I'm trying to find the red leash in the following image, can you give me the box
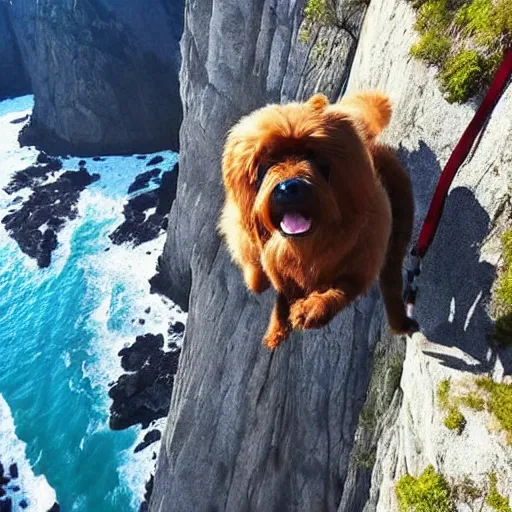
[405,48,512,317]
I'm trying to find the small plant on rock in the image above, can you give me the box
[487,472,512,512]
[396,465,456,512]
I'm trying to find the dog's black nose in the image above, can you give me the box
[272,178,312,204]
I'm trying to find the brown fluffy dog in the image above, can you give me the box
[219,91,418,349]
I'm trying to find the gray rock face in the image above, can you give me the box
[5,0,183,156]
[0,2,30,100]
[344,0,512,509]
[152,0,512,510]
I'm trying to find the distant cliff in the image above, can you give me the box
[154,0,512,510]
[3,0,183,156]
[0,2,30,100]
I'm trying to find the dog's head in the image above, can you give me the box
[221,91,391,245]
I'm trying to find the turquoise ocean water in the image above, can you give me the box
[0,96,184,511]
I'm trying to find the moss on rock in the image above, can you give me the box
[408,0,511,103]
[396,465,456,512]
[487,472,512,512]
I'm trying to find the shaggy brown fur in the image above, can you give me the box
[219,91,418,349]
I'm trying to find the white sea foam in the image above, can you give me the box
[0,394,57,511]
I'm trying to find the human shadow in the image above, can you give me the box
[397,141,512,376]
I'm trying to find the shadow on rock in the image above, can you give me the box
[399,141,510,375]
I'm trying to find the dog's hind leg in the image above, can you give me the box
[380,245,418,334]
[263,293,291,350]
[374,144,418,334]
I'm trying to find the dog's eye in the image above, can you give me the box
[316,159,330,181]
[306,151,330,182]
[256,162,272,188]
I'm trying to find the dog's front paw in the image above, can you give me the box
[290,296,334,330]
[263,326,290,350]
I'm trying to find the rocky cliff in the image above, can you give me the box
[151,0,512,510]
[0,2,30,100]
[3,0,183,156]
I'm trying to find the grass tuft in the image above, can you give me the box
[396,465,456,512]
[408,0,511,102]
[487,472,512,512]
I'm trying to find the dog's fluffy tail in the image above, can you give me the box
[336,90,392,139]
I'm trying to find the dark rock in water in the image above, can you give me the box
[109,163,178,246]
[10,115,29,125]
[37,229,58,268]
[7,0,183,156]
[109,333,180,430]
[139,474,154,512]
[134,430,161,453]
[0,498,12,512]
[78,160,86,167]
[118,334,165,372]
[139,319,145,325]
[145,307,151,314]
[11,487,19,493]
[18,500,27,509]
[2,168,100,267]
[152,452,157,460]
[92,156,106,162]
[128,169,161,194]
[3,159,63,195]
[0,3,30,100]
[8,464,17,479]
[47,504,60,512]
[171,321,185,334]
[36,153,62,171]
[137,155,147,160]
[147,156,164,167]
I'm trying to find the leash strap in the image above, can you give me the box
[405,48,512,318]
[415,48,512,259]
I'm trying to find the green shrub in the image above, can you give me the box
[439,50,486,103]
[396,465,456,512]
[410,30,451,64]
[493,230,512,346]
[476,377,512,442]
[459,393,485,411]
[444,407,466,434]
[437,378,451,409]
[408,0,511,102]
[487,473,512,512]
[304,0,337,26]
[415,0,450,32]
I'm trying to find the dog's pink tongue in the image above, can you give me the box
[280,213,312,235]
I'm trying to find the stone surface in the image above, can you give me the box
[151,0,512,511]
[4,0,184,155]
[342,0,512,510]
[0,3,30,100]
[150,1,383,512]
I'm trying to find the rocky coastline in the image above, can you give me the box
[0,462,60,512]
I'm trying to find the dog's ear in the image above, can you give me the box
[328,90,392,140]
[307,94,329,111]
